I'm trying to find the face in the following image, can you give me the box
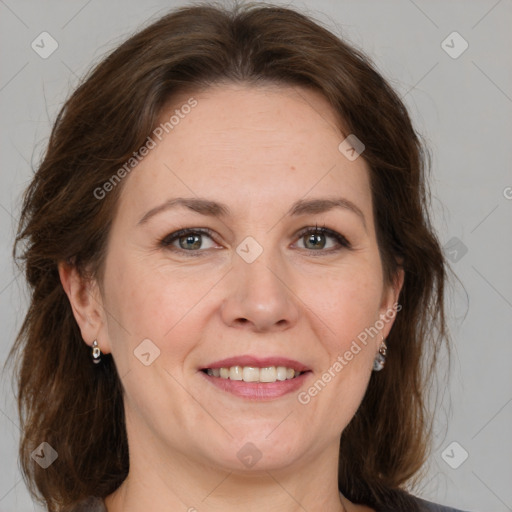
[86,84,402,473]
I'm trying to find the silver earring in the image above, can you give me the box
[91,340,102,364]
[372,335,387,372]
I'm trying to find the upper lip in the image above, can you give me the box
[202,355,310,372]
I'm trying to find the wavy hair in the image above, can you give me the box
[5,2,451,511]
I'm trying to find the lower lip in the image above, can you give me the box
[200,371,311,400]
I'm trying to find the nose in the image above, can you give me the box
[220,250,300,333]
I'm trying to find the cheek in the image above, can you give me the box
[298,271,380,430]
[307,261,383,339]
[300,262,383,408]
[102,255,219,362]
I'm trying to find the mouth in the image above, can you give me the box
[201,366,305,383]
[199,355,312,400]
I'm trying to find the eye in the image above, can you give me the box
[159,224,351,257]
[294,224,351,253]
[159,228,218,255]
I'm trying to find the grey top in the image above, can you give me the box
[413,496,471,512]
[72,495,471,511]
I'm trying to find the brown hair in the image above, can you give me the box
[5,2,451,511]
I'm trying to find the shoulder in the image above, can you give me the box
[411,495,472,512]
[372,493,472,512]
[69,494,471,512]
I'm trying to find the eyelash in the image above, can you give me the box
[158,224,351,257]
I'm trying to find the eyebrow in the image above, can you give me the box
[138,196,367,230]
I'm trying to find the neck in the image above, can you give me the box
[104,435,348,512]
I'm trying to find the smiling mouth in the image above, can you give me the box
[201,366,308,383]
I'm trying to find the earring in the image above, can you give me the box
[372,335,387,372]
[91,340,102,364]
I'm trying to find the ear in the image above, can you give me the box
[58,261,111,354]
[378,264,405,340]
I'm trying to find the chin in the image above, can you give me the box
[196,429,307,472]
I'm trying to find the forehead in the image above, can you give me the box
[117,84,372,223]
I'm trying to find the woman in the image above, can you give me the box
[6,2,469,512]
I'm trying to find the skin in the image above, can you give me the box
[59,83,404,512]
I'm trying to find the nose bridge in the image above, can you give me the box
[220,234,299,331]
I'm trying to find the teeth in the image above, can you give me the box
[259,367,276,382]
[276,366,287,381]
[243,366,260,382]
[205,365,301,383]
[229,366,243,380]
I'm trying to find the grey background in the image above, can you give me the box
[1,0,511,511]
